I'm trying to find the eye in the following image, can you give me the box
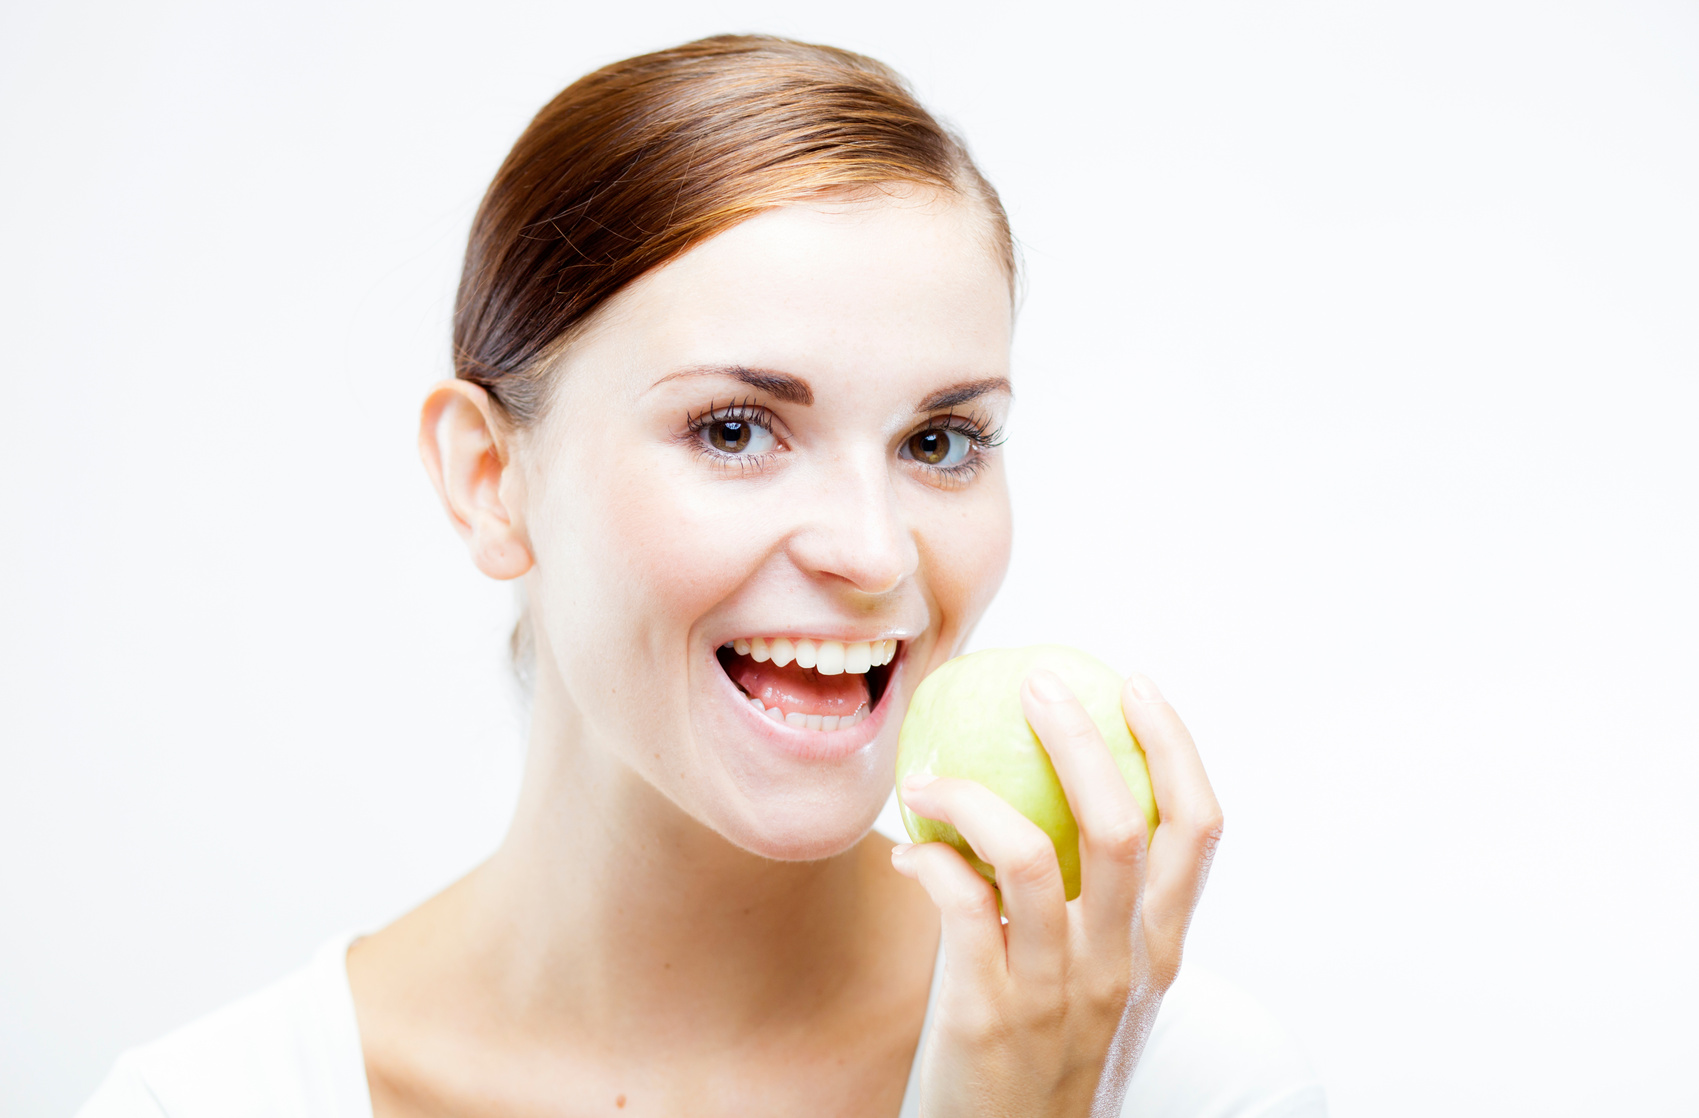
[903,427,973,468]
[701,416,777,455]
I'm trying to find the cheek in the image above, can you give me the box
[915,474,1013,647]
[529,441,765,701]
[598,473,757,624]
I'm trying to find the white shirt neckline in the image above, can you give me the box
[82,930,1324,1118]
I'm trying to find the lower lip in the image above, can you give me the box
[712,652,903,761]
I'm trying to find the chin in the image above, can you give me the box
[720,796,888,862]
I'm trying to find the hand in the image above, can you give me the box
[891,670,1224,1117]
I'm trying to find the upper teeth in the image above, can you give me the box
[726,637,897,674]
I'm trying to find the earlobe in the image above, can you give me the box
[419,380,534,581]
[472,532,532,580]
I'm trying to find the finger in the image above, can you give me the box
[901,775,1068,982]
[1121,673,1224,952]
[1021,670,1148,939]
[890,840,1008,985]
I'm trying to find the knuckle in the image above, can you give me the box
[997,836,1062,889]
[951,998,1013,1046]
[1092,814,1149,863]
[1034,699,1099,744]
[1086,965,1135,1018]
[952,887,1000,923]
[1059,708,1105,748]
[1192,809,1226,853]
[1152,956,1181,991]
[940,870,998,915]
[1029,993,1069,1033]
[1148,939,1184,990]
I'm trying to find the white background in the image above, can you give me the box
[3,1,1695,1114]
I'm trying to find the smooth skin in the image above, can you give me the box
[349,187,1222,1117]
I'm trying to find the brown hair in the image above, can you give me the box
[452,34,1014,425]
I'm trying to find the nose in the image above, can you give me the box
[786,451,919,596]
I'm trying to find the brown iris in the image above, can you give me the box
[709,420,752,452]
[907,429,949,464]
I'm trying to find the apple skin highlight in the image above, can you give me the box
[895,645,1160,901]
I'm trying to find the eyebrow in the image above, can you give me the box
[917,377,1013,412]
[647,367,1011,412]
[648,365,814,405]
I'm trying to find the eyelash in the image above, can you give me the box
[680,399,785,473]
[911,411,1007,483]
[679,401,1007,481]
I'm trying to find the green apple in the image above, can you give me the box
[895,644,1158,901]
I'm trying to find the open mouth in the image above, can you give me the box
[716,637,900,732]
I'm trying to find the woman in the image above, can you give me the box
[82,35,1324,1117]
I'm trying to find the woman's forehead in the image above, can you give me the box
[570,196,1013,400]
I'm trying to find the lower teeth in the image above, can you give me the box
[749,697,863,730]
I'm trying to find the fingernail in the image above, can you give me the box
[902,774,937,793]
[1027,669,1072,703]
[890,842,913,858]
[1126,672,1165,703]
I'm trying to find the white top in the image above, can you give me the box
[78,934,1327,1117]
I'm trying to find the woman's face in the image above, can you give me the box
[513,191,1013,860]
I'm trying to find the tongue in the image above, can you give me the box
[727,654,871,717]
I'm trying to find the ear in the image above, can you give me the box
[419,379,533,580]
